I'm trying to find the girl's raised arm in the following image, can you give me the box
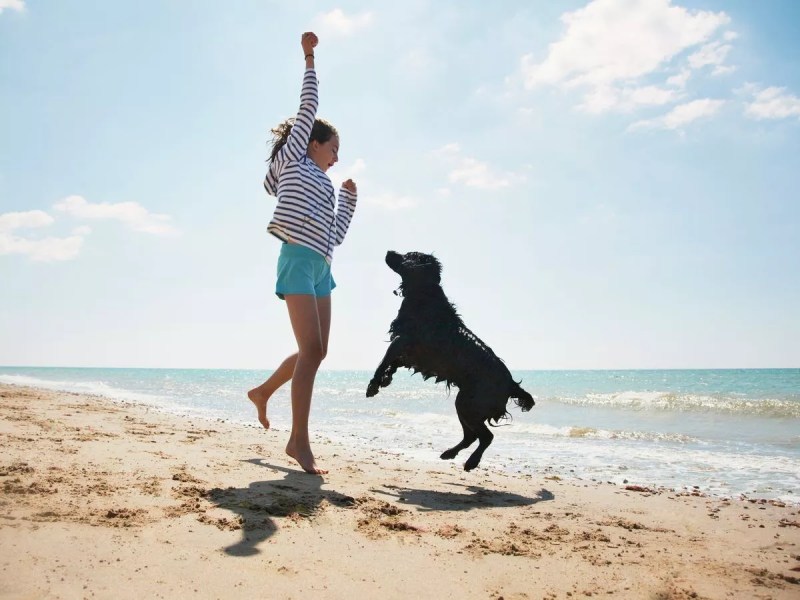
[275,32,320,164]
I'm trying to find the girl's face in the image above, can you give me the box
[308,135,339,172]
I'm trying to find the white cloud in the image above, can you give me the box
[521,0,729,89]
[0,208,85,262]
[434,144,524,190]
[579,84,680,114]
[0,0,25,15]
[330,158,416,210]
[1,197,177,262]
[667,69,691,89]
[331,158,366,194]
[518,0,730,114]
[744,86,800,120]
[0,210,53,232]
[0,233,83,262]
[629,98,725,131]
[687,40,735,75]
[313,8,373,37]
[449,158,513,189]
[711,65,736,76]
[53,195,178,235]
[367,192,418,210]
[335,158,366,182]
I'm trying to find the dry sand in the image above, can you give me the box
[1,383,798,599]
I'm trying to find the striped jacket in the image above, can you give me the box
[264,68,357,263]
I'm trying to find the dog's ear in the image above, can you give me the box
[405,252,440,269]
[428,258,442,284]
[406,253,441,285]
[422,254,442,280]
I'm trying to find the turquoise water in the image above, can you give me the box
[1,367,798,503]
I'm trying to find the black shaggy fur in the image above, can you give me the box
[366,251,536,471]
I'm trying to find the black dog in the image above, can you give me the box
[366,251,535,471]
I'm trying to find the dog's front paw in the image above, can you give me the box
[366,381,380,397]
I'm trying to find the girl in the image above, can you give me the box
[248,31,357,474]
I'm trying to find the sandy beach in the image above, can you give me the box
[0,383,798,599]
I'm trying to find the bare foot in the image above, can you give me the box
[286,441,327,475]
[247,388,270,429]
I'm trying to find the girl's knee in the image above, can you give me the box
[300,345,325,365]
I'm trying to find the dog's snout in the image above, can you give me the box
[385,250,402,269]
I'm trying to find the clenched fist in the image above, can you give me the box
[301,32,318,56]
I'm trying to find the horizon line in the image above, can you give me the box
[1,365,798,372]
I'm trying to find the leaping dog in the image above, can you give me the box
[367,251,535,471]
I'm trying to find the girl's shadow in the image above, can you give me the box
[207,460,355,556]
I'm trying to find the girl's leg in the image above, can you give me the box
[284,294,331,474]
[247,353,297,429]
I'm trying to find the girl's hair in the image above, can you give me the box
[268,117,338,163]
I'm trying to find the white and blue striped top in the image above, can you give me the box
[264,67,357,263]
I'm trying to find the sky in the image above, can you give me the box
[1,0,799,370]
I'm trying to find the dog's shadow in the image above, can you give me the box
[373,482,554,512]
[206,459,355,557]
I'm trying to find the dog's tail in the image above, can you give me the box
[509,380,535,412]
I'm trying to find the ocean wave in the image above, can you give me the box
[505,422,696,444]
[556,390,800,418]
[565,426,695,443]
[343,409,698,445]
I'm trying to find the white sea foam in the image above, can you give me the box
[560,390,800,417]
[0,374,165,404]
[367,410,697,445]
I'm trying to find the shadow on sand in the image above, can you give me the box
[372,482,554,512]
[208,459,553,555]
[206,460,355,557]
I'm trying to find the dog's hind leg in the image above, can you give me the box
[463,421,493,471]
[440,391,478,461]
[440,417,477,461]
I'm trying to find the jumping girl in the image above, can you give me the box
[248,31,357,474]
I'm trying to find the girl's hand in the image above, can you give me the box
[301,32,318,56]
[342,179,357,194]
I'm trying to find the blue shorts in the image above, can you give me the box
[275,243,336,300]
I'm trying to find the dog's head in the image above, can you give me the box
[385,251,442,290]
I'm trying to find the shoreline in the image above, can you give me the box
[1,383,799,599]
[2,368,797,506]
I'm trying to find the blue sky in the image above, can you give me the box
[1,0,798,370]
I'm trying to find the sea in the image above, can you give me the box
[1,367,798,504]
